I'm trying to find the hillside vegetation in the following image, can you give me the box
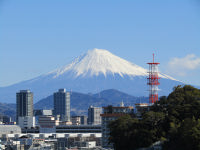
[109,85,200,150]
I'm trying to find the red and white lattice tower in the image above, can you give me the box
[147,54,160,104]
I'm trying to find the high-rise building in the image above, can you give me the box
[53,89,70,122]
[101,104,134,148]
[88,106,102,125]
[16,90,35,128]
[16,90,33,123]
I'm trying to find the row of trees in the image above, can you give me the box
[109,85,200,150]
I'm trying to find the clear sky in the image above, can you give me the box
[0,0,200,87]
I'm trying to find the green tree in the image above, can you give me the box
[156,85,200,150]
[109,85,200,150]
[109,112,166,150]
[163,118,200,150]
[109,115,139,150]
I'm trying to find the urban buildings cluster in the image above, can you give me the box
[15,89,102,131]
[0,54,159,149]
[0,88,149,149]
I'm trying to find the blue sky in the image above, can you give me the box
[0,0,200,86]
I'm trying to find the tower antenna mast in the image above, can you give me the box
[147,53,160,104]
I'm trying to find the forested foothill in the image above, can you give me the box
[109,85,200,150]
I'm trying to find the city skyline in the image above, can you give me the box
[0,1,199,149]
[1,0,200,86]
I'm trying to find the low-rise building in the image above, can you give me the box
[0,125,21,134]
[0,133,102,149]
[135,103,149,118]
[34,109,53,125]
[56,125,101,133]
[101,104,134,148]
[18,116,35,129]
[71,116,81,125]
[38,116,59,133]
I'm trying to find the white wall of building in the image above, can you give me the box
[18,116,35,128]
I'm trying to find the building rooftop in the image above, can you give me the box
[18,90,31,93]
[58,88,66,92]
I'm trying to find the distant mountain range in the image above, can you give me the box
[34,89,148,116]
[0,48,183,103]
[1,89,148,120]
[0,103,16,120]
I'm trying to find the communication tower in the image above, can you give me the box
[147,54,160,104]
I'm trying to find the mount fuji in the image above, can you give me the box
[0,49,183,103]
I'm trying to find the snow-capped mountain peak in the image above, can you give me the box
[0,48,182,103]
[52,48,148,78]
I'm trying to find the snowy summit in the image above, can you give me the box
[52,48,147,78]
[50,48,175,80]
[0,48,181,103]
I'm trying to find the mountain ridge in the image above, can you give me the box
[34,89,148,116]
[0,89,148,119]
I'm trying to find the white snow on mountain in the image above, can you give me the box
[47,48,177,81]
[0,48,182,103]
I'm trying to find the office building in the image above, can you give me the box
[16,90,34,128]
[80,116,88,125]
[88,106,102,125]
[54,89,70,122]
[101,104,134,148]
[71,116,81,125]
